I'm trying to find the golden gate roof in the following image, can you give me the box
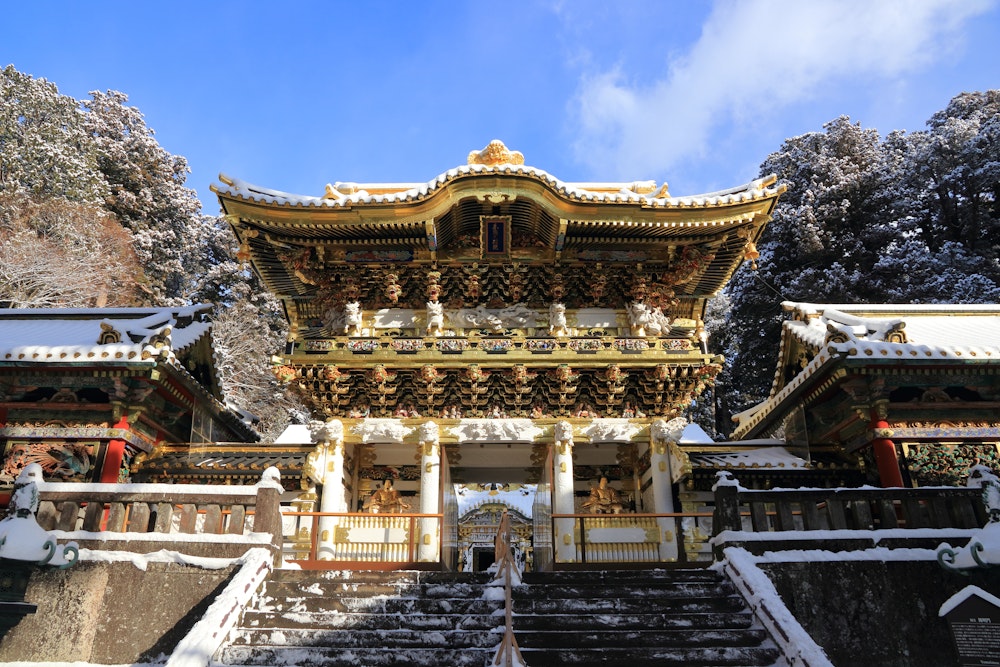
[213,141,786,320]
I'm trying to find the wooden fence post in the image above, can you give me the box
[254,483,283,564]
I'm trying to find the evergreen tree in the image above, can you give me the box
[0,65,105,202]
[0,66,304,436]
[720,117,890,421]
[718,92,1000,434]
[82,90,206,304]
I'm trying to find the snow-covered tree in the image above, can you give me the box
[719,117,891,420]
[910,91,1000,262]
[0,194,141,308]
[82,90,206,304]
[0,65,105,202]
[0,66,301,437]
[717,92,1000,434]
[210,284,309,440]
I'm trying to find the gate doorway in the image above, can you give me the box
[456,483,535,571]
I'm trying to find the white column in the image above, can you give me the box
[650,418,686,562]
[418,420,441,562]
[552,420,577,563]
[307,419,346,560]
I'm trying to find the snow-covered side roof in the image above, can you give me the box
[456,484,536,519]
[680,422,715,444]
[0,305,259,442]
[780,302,1000,361]
[213,168,784,210]
[274,424,313,445]
[939,585,1000,617]
[0,304,212,365]
[689,446,809,470]
[732,302,1000,439]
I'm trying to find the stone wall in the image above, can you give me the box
[760,560,1000,667]
[0,560,238,664]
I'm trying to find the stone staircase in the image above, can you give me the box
[513,568,781,666]
[215,568,780,667]
[217,570,503,666]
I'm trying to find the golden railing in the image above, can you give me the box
[282,509,720,569]
[549,512,715,566]
[281,511,444,570]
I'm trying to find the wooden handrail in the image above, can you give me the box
[32,477,285,560]
[713,484,986,535]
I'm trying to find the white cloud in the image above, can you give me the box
[571,0,995,183]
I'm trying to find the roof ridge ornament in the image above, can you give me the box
[468,140,524,166]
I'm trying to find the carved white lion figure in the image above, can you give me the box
[426,300,445,336]
[627,301,670,337]
[419,420,440,444]
[344,301,363,336]
[554,420,573,445]
[549,302,568,336]
[651,417,687,444]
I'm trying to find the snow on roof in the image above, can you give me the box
[690,446,809,470]
[0,305,212,365]
[274,423,313,444]
[732,302,1000,439]
[782,301,1000,361]
[939,584,1000,617]
[214,168,784,211]
[680,422,715,444]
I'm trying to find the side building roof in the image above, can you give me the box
[0,305,258,442]
[732,301,1000,441]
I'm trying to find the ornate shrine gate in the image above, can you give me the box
[214,140,785,568]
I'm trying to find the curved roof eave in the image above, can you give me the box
[212,169,785,225]
[731,347,848,440]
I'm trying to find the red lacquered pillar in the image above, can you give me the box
[101,415,130,483]
[871,414,904,488]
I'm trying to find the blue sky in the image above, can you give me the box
[4,0,999,213]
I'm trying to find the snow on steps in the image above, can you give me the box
[215,570,501,667]
[512,568,782,667]
[214,568,781,667]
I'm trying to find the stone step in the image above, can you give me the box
[514,627,770,649]
[219,645,495,667]
[253,595,503,616]
[520,568,720,584]
[228,627,501,649]
[516,645,782,667]
[511,580,736,599]
[260,580,488,600]
[512,610,756,631]
[269,569,493,586]
[513,593,747,615]
[239,610,501,631]
[216,568,779,667]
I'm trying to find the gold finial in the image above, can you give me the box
[468,140,524,166]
